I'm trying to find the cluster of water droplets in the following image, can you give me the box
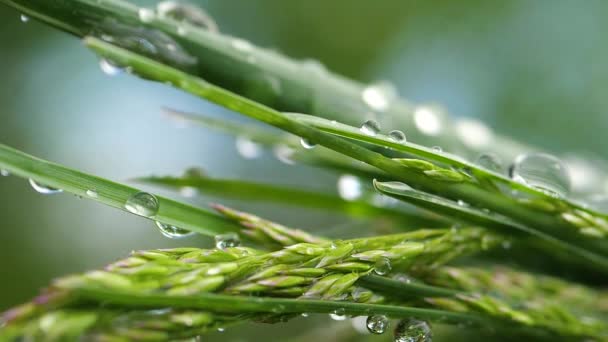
[214,233,241,249]
[394,319,432,342]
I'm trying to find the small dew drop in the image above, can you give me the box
[457,199,468,207]
[394,319,432,342]
[20,14,29,23]
[388,130,406,143]
[217,327,225,333]
[0,169,9,177]
[337,174,362,201]
[125,192,159,217]
[156,1,219,32]
[367,315,389,334]
[476,153,503,173]
[235,136,262,159]
[373,257,392,276]
[231,38,253,52]
[215,233,241,249]
[99,59,122,76]
[138,8,156,23]
[330,308,347,321]
[155,221,193,239]
[300,138,316,149]
[85,189,98,198]
[301,313,309,317]
[509,153,570,198]
[431,146,442,153]
[360,119,381,136]
[29,179,62,195]
[273,144,296,165]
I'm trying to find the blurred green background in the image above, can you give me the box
[1,0,608,340]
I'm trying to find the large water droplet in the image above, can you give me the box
[373,257,392,275]
[156,1,219,32]
[20,14,29,23]
[367,315,389,334]
[337,174,362,201]
[360,119,381,136]
[388,130,406,143]
[509,153,570,198]
[235,136,262,159]
[0,169,9,177]
[476,153,502,173]
[138,8,156,23]
[125,192,159,217]
[394,319,432,342]
[361,82,397,112]
[413,106,442,136]
[273,144,295,165]
[300,138,316,149]
[330,308,347,321]
[155,221,193,239]
[29,179,62,195]
[99,59,122,76]
[214,233,240,249]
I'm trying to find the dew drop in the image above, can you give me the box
[360,119,381,136]
[235,136,261,159]
[361,82,397,112]
[457,199,468,207]
[0,169,9,177]
[367,315,389,334]
[20,14,29,23]
[273,144,296,165]
[476,153,503,173]
[29,179,62,195]
[138,8,155,23]
[86,189,98,198]
[300,138,316,149]
[125,192,159,217]
[231,38,253,52]
[99,59,122,76]
[388,130,406,143]
[155,221,194,239]
[215,233,240,249]
[337,174,362,201]
[156,1,219,32]
[373,257,392,276]
[330,308,347,321]
[413,106,442,136]
[394,319,432,342]
[301,313,309,317]
[509,153,570,198]
[431,146,442,153]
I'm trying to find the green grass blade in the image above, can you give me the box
[0,144,241,237]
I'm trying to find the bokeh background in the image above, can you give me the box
[1,0,607,340]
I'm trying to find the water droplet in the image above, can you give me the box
[29,179,62,195]
[125,192,159,217]
[394,319,432,342]
[330,308,347,321]
[367,315,389,334]
[431,146,442,153]
[455,119,493,148]
[86,189,98,198]
[20,14,29,23]
[217,327,225,333]
[231,38,253,52]
[373,257,392,275]
[360,120,381,136]
[0,169,9,177]
[155,221,193,239]
[413,106,442,136]
[273,144,296,165]
[361,82,397,112]
[457,199,468,207]
[156,1,219,32]
[388,130,406,143]
[301,313,309,317]
[215,233,240,249]
[476,153,503,173]
[138,8,155,23]
[337,174,362,201]
[235,136,261,159]
[509,153,570,198]
[300,138,316,149]
[99,58,122,76]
